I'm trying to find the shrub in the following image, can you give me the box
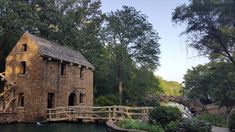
[117,119,164,132]
[149,106,182,127]
[165,118,211,132]
[137,95,160,107]
[165,121,178,132]
[180,118,211,132]
[95,94,119,106]
[194,113,227,127]
[229,112,235,132]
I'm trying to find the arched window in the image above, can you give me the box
[68,93,77,106]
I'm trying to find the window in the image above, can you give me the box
[20,61,26,74]
[79,93,85,104]
[80,66,85,79]
[18,93,24,107]
[61,63,66,75]
[21,44,27,52]
[47,93,55,108]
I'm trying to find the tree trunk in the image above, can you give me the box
[118,80,123,105]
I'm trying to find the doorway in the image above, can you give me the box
[47,93,55,108]
[68,93,77,106]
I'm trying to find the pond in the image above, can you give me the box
[0,122,108,132]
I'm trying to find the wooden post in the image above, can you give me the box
[49,109,51,120]
[113,106,117,121]
[108,107,111,121]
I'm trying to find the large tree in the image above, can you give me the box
[183,62,235,115]
[172,0,235,66]
[102,6,160,104]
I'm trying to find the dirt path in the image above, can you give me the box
[212,126,229,132]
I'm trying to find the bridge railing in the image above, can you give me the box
[47,106,153,122]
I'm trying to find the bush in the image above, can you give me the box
[165,121,178,132]
[137,95,160,107]
[165,118,211,132]
[117,119,164,132]
[180,118,211,132]
[95,94,119,106]
[149,106,182,127]
[194,113,227,127]
[229,112,235,132]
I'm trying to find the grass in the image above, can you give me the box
[117,119,164,132]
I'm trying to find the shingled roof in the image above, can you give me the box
[28,33,94,69]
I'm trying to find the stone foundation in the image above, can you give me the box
[0,112,17,124]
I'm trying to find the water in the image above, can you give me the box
[0,122,108,132]
[161,102,192,118]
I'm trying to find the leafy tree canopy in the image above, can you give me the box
[101,6,161,104]
[183,62,235,114]
[172,0,235,66]
[157,76,182,96]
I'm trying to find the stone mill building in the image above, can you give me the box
[2,32,94,122]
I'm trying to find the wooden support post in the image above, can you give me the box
[113,106,117,121]
[108,107,111,121]
[49,109,51,120]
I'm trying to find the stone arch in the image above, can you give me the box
[68,93,77,106]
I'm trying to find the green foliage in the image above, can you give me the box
[117,119,164,132]
[165,118,211,132]
[157,76,182,96]
[194,113,227,127]
[149,106,182,127]
[95,94,119,106]
[179,118,211,132]
[102,6,160,104]
[137,95,160,107]
[124,68,161,105]
[228,112,235,132]
[165,121,180,132]
[183,62,235,114]
[172,0,235,65]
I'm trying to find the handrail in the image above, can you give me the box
[47,105,153,122]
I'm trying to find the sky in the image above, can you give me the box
[100,0,209,83]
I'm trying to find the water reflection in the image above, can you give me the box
[0,122,108,132]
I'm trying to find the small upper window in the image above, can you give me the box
[21,44,27,52]
[80,66,85,79]
[61,63,66,76]
[20,61,26,74]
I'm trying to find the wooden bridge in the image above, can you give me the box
[47,106,153,122]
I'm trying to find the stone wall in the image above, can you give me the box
[43,60,94,107]
[0,112,17,124]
